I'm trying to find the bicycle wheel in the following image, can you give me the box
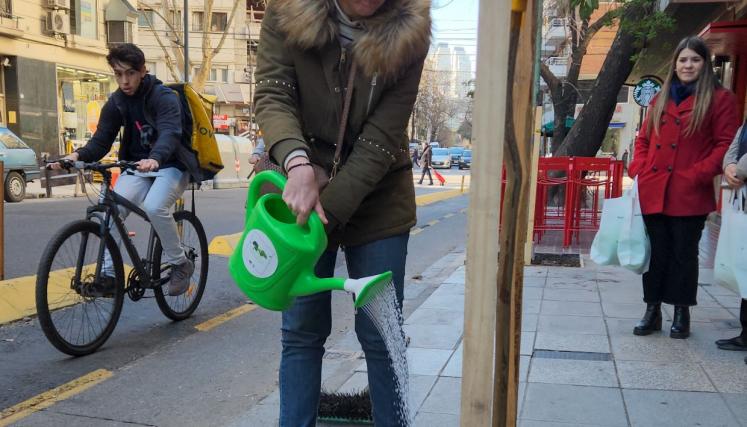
[153,210,208,320]
[36,220,125,356]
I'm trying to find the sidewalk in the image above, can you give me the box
[229,249,747,426]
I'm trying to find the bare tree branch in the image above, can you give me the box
[539,62,561,100]
[138,3,181,82]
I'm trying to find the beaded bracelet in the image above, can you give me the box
[286,162,313,174]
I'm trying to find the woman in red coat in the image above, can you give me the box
[628,36,739,339]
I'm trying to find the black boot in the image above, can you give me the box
[633,304,662,336]
[670,306,691,339]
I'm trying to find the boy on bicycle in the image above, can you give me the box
[51,43,200,296]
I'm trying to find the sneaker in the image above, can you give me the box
[87,276,117,298]
[169,258,194,296]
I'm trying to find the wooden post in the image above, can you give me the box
[492,0,537,424]
[460,1,511,425]
[0,160,4,280]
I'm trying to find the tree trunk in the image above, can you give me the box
[555,3,651,157]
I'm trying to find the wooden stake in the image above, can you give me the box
[460,1,511,425]
[493,0,538,425]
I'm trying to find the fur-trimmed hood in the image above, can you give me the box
[272,0,431,79]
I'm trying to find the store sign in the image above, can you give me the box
[633,77,662,107]
[213,114,230,130]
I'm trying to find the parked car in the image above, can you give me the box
[449,147,465,166]
[0,127,40,202]
[431,148,451,169]
[458,149,472,169]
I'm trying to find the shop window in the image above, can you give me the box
[192,11,204,31]
[210,12,227,32]
[107,21,133,45]
[138,9,154,27]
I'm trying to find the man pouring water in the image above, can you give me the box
[252,0,431,425]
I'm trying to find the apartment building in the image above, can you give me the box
[0,0,137,155]
[138,0,263,135]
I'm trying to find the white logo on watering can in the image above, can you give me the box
[242,229,279,278]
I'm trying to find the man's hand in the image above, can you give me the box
[248,154,261,165]
[725,163,743,189]
[283,157,328,226]
[137,158,160,173]
[48,152,79,170]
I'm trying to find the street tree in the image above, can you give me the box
[540,0,673,155]
[412,59,460,143]
[137,0,244,92]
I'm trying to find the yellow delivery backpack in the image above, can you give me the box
[167,83,224,181]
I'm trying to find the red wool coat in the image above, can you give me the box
[628,88,739,216]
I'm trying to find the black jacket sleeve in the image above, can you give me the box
[76,99,122,162]
[147,87,183,165]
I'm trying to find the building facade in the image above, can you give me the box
[0,0,137,156]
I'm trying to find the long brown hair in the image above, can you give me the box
[647,36,720,137]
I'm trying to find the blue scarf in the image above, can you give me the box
[669,79,696,106]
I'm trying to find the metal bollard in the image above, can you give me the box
[0,160,5,280]
[461,175,466,193]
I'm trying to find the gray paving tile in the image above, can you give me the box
[521,332,535,356]
[226,402,280,427]
[14,411,142,427]
[599,289,644,304]
[410,375,439,414]
[420,293,464,311]
[528,358,618,387]
[432,283,464,297]
[414,411,459,427]
[542,300,603,317]
[405,308,463,328]
[522,314,538,332]
[543,288,600,302]
[442,268,465,285]
[523,276,547,288]
[610,335,696,362]
[407,348,454,376]
[534,332,610,354]
[623,389,739,427]
[441,343,463,377]
[712,294,743,309]
[685,326,747,364]
[337,372,369,393]
[597,269,639,283]
[603,302,648,319]
[520,355,530,383]
[523,298,541,315]
[547,268,596,280]
[706,283,740,297]
[605,317,647,336]
[521,383,627,426]
[404,282,429,299]
[523,287,544,301]
[661,306,737,322]
[546,278,598,291]
[703,361,747,393]
[524,266,548,278]
[616,361,715,392]
[520,421,608,427]
[537,315,607,335]
[722,393,747,424]
[419,377,462,415]
[405,324,462,350]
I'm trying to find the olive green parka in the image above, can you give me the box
[254,0,431,247]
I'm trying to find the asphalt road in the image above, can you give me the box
[0,168,469,426]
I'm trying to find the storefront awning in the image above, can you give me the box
[213,84,252,105]
[701,19,747,55]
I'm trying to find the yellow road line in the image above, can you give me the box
[195,304,257,332]
[415,189,466,207]
[427,220,439,227]
[444,213,455,218]
[0,369,112,426]
[0,265,132,326]
[410,228,424,236]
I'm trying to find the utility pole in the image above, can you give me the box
[183,0,189,82]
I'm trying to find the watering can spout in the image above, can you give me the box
[344,272,393,308]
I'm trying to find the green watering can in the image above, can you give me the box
[229,171,392,311]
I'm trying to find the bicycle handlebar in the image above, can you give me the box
[45,160,140,173]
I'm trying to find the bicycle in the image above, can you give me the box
[35,160,209,356]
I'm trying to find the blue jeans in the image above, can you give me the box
[279,233,409,427]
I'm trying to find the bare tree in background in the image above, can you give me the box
[137,0,243,92]
[412,59,459,143]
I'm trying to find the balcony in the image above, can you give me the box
[546,56,570,78]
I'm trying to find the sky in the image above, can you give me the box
[431,0,479,72]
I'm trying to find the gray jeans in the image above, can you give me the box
[103,167,189,276]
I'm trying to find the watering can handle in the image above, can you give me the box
[246,171,326,238]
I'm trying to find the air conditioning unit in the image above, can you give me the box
[45,10,70,34]
[47,0,70,9]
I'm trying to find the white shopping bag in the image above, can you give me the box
[714,188,747,298]
[617,178,650,274]
[590,195,626,266]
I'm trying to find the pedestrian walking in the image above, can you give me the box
[253,0,431,425]
[418,142,434,185]
[411,145,420,168]
[717,120,747,361]
[621,148,629,173]
[628,36,739,339]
